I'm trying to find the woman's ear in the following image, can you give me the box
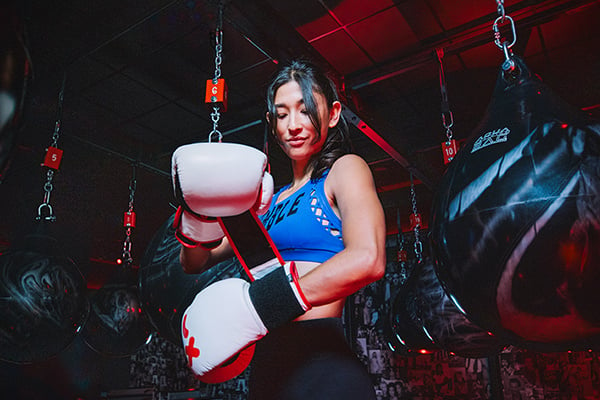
[328,101,342,128]
[265,111,271,125]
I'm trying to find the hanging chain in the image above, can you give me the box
[410,172,423,263]
[37,74,66,221]
[396,208,408,283]
[496,0,506,21]
[435,48,458,164]
[436,48,454,143]
[121,164,137,267]
[493,0,517,70]
[213,10,223,82]
[209,3,224,143]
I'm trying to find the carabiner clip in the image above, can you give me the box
[493,15,517,50]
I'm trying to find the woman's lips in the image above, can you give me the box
[287,138,306,147]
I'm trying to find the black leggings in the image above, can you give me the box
[248,318,376,400]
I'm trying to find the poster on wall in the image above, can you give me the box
[499,348,600,400]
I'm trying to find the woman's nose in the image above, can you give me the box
[288,111,302,132]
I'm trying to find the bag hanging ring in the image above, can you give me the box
[492,4,519,78]
[493,15,517,52]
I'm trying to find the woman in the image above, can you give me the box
[180,58,386,399]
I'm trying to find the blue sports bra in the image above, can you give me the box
[259,171,344,263]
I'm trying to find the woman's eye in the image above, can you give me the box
[276,113,287,119]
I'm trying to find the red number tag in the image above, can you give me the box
[397,250,408,263]
[205,78,228,111]
[124,211,136,228]
[409,213,422,229]
[442,139,457,164]
[43,146,63,170]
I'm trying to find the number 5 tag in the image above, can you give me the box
[43,146,63,170]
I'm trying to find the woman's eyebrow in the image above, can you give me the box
[274,99,304,108]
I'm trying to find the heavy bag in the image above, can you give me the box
[414,259,508,358]
[138,213,246,346]
[430,55,600,351]
[0,223,89,363]
[388,260,440,355]
[82,281,153,358]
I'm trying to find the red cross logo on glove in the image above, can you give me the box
[182,314,200,367]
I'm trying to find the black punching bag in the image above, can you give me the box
[138,213,246,346]
[414,260,508,358]
[0,223,89,363]
[388,260,441,355]
[430,55,600,351]
[82,275,154,358]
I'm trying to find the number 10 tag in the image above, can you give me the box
[442,140,457,164]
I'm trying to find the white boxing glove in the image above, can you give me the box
[182,262,310,382]
[254,172,274,215]
[172,206,225,248]
[171,142,273,247]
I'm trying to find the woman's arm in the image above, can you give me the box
[299,154,387,306]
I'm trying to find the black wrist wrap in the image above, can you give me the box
[248,267,304,331]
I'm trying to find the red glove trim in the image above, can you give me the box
[173,206,223,249]
[287,262,312,311]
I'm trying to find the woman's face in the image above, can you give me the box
[272,80,335,164]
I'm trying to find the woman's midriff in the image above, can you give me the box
[293,260,346,321]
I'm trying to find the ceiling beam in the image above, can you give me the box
[342,106,435,190]
[348,0,597,89]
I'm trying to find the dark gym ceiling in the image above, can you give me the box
[1,0,599,278]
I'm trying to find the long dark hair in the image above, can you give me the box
[266,58,352,179]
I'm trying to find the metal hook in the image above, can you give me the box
[442,111,454,130]
[36,203,55,221]
[208,129,223,143]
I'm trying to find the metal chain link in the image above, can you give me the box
[37,75,66,222]
[128,175,136,213]
[209,3,224,142]
[409,172,423,263]
[493,0,517,71]
[122,229,133,266]
[213,28,223,82]
[442,112,454,142]
[436,48,454,143]
[121,165,137,267]
[496,0,506,22]
[209,106,222,142]
[50,117,61,148]
[396,208,408,283]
